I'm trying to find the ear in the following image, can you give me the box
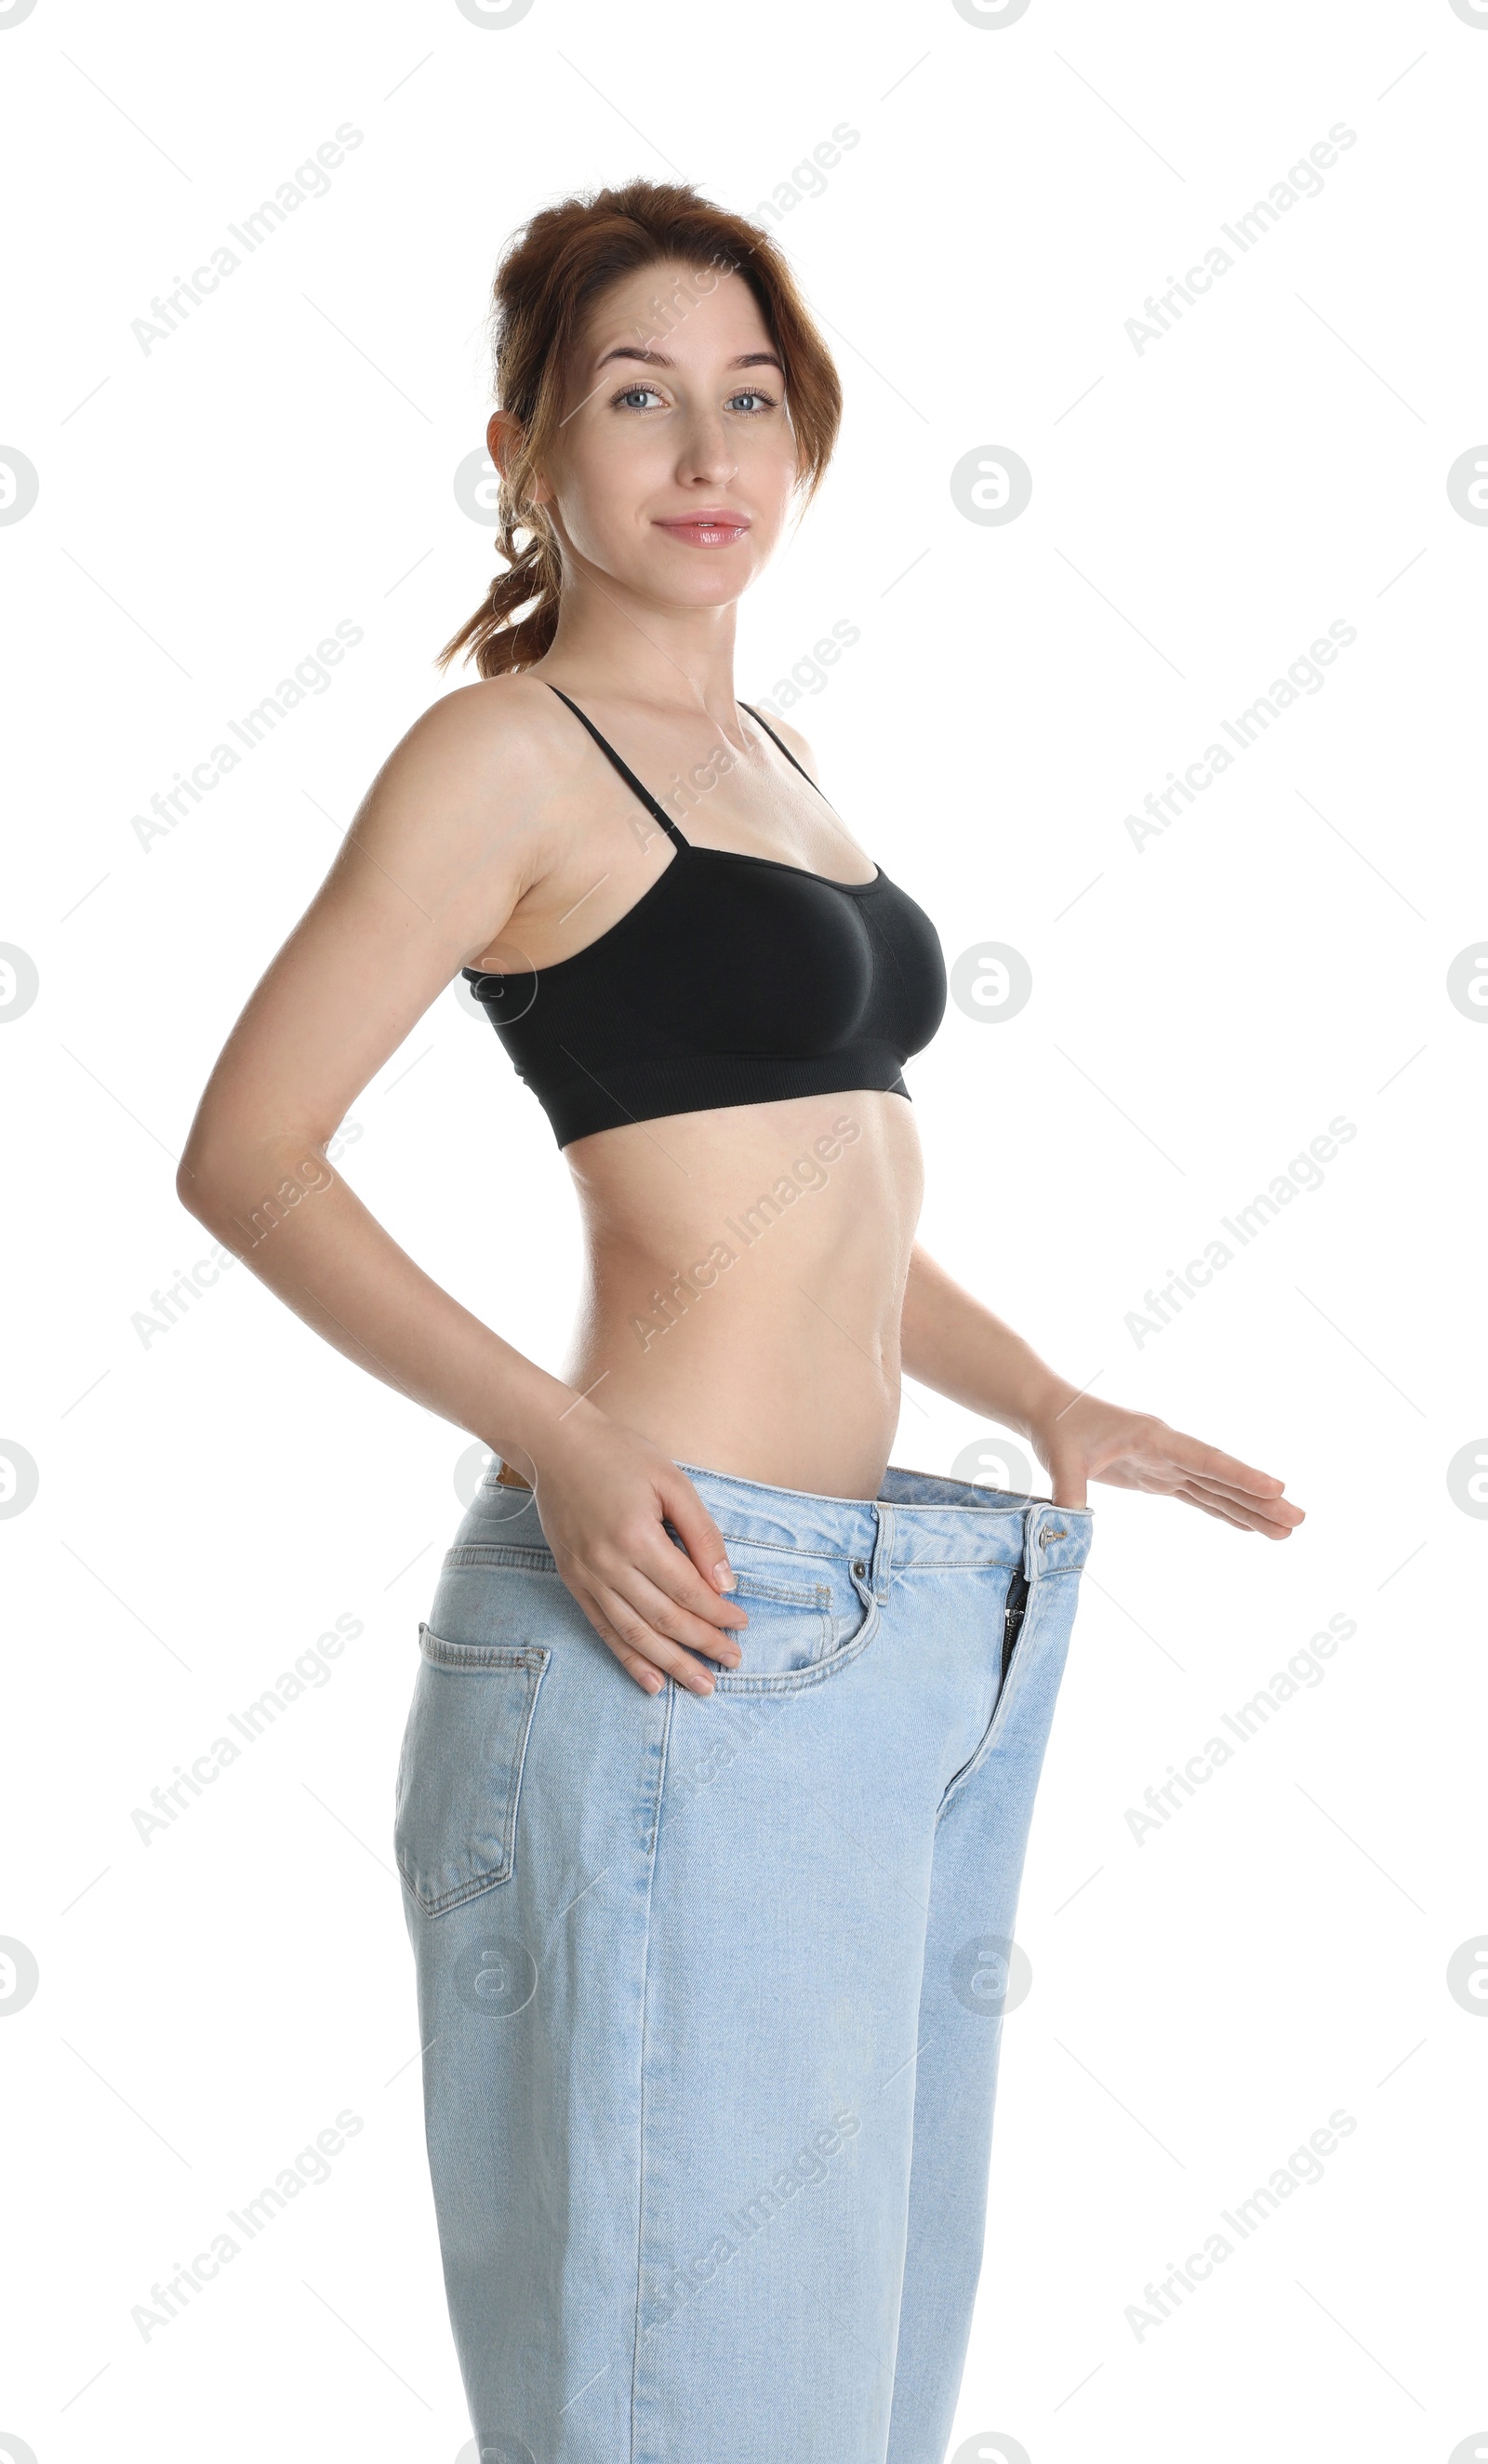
[486,408,555,509]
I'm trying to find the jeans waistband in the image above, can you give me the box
[671,1458,1093,1583]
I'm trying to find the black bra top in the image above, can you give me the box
[461,683,947,1149]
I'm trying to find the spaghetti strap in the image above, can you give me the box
[739,701,830,803]
[543,684,690,849]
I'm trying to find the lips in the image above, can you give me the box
[655,513,751,547]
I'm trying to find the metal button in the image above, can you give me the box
[852,1559,867,1578]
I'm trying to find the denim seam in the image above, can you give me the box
[710,1592,883,1694]
[935,1583,1042,1827]
[398,1637,550,1912]
[711,1532,869,1565]
[418,1632,551,1672]
[731,1572,831,1607]
[631,1677,674,2461]
[442,1543,559,1574]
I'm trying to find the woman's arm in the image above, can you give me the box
[178,680,560,1447]
[899,1243,1303,1538]
[177,678,747,1691]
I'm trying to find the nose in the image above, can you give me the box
[674,408,737,491]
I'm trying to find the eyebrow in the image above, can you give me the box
[592,346,784,376]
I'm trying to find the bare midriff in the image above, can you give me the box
[548,1085,924,1502]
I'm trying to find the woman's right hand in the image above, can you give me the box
[514,1403,749,1694]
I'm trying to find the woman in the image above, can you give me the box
[179,181,1302,2464]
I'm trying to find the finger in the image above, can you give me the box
[620,1558,746,1662]
[1173,1483,1256,1532]
[1186,1470,1306,1525]
[654,1463,741,1606]
[633,1523,752,1639]
[576,1578,725,1696]
[1175,1481,1295,1538]
[1160,1429,1292,1498]
[552,1518,747,1652]
[560,1580,664,1693]
[1048,1462,1088,1510]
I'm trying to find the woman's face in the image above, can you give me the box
[500,260,803,612]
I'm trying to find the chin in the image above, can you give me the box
[653,550,764,600]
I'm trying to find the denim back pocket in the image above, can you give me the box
[394,1625,550,1917]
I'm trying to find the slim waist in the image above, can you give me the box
[488,1453,1093,1579]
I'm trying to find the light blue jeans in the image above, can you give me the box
[396,1457,1093,2464]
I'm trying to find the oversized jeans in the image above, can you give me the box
[396,1457,1093,2464]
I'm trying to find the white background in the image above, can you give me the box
[3,1,1485,2458]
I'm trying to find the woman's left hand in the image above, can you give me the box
[1031,1392,1305,1538]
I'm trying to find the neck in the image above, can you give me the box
[537,559,743,731]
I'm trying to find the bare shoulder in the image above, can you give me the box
[371,669,565,800]
[345,670,578,881]
[750,704,821,782]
